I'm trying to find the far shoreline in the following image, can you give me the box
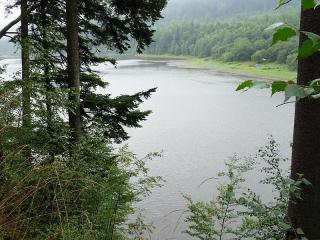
[136,54,297,81]
[1,54,297,82]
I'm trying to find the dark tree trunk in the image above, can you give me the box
[287,6,320,240]
[21,0,31,154]
[40,0,54,162]
[66,0,81,144]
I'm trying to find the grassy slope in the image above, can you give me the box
[140,54,297,80]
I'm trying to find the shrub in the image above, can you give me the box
[184,137,309,240]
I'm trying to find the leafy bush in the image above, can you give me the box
[251,50,267,63]
[184,137,309,240]
[0,79,162,239]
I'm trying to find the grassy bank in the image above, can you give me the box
[140,54,297,80]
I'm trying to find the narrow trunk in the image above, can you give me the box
[287,6,320,239]
[21,0,31,153]
[40,0,54,162]
[66,0,81,144]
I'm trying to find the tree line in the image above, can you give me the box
[162,0,282,22]
[147,11,299,69]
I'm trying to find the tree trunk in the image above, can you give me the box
[21,0,31,154]
[40,0,54,162]
[287,5,320,239]
[66,0,81,144]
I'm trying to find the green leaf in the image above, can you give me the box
[279,222,292,231]
[265,22,285,31]
[236,80,253,91]
[298,39,320,59]
[302,178,312,186]
[304,87,315,96]
[252,81,270,89]
[311,93,320,99]
[302,0,316,10]
[276,0,291,9]
[272,81,287,95]
[302,31,320,44]
[238,197,247,205]
[284,84,308,102]
[236,81,270,92]
[272,27,297,45]
[296,228,304,235]
[297,173,305,178]
[227,184,234,193]
[310,78,320,86]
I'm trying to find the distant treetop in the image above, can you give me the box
[162,0,297,21]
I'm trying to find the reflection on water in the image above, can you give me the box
[1,58,294,240]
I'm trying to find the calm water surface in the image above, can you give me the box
[1,58,294,240]
[94,59,294,240]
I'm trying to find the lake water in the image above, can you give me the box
[1,58,294,239]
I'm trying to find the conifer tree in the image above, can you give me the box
[4,0,167,151]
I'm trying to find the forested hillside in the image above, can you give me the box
[147,11,299,69]
[162,0,296,21]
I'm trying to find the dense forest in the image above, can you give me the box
[147,11,299,69]
[162,0,291,21]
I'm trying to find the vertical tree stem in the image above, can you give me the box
[66,0,81,144]
[287,5,320,239]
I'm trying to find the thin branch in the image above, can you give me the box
[4,34,15,41]
[276,101,296,107]
[0,4,38,39]
[0,15,21,39]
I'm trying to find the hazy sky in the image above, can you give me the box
[0,0,19,29]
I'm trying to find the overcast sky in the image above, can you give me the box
[0,0,19,29]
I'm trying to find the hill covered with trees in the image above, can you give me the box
[161,0,296,21]
[147,10,299,69]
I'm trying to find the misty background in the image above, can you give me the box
[0,0,299,57]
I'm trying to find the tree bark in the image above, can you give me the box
[40,0,54,162]
[287,6,320,239]
[66,0,81,144]
[21,0,31,154]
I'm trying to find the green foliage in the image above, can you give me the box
[0,61,162,239]
[163,0,283,22]
[184,138,310,240]
[237,0,320,101]
[235,77,320,102]
[147,11,299,67]
[235,7,320,101]
[0,1,168,238]
[302,0,317,10]
[0,89,163,239]
[272,27,297,45]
